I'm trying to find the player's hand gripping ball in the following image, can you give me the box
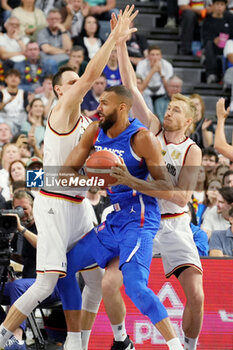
[85,150,122,187]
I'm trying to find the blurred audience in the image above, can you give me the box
[62,46,88,76]
[202,147,218,182]
[62,0,89,38]
[11,0,47,40]
[81,73,107,120]
[126,21,148,67]
[103,47,121,87]
[189,94,214,149]
[202,0,233,84]
[14,41,56,93]
[0,69,28,135]
[37,9,72,68]
[209,206,233,256]
[178,0,213,55]
[136,45,174,112]
[0,16,28,71]
[73,15,103,61]
[0,122,12,150]
[154,75,183,123]
[20,98,46,147]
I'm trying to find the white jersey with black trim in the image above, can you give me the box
[43,114,91,197]
[157,129,196,215]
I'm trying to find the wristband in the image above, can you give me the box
[19,227,26,237]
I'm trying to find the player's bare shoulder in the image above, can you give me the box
[132,129,161,158]
[184,142,202,166]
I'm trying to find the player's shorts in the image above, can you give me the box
[153,213,203,278]
[33,190,94,277]
[88,194,161,271]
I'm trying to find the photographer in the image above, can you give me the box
[0,190,60,350]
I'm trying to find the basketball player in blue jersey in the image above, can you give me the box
[99,22,203,350]
[0,7,139,350]
[59,84,184,350]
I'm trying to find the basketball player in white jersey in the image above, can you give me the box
[0,6,138,350]
[98,22,203,350]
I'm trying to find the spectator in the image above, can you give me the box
[0,122,13,150]
[0,142,20,201]
[62,0,89,38]
[14,41,56,93]
[201,186,233,239]
[0,16,28,69]
[218,154,230,166]
[103,47,121,87]
[222,169,233,186]
[196,177,221,226]
[202,146,218,182]
[192,165,206,206]
[154,75,183,123]
[20,98,46,147]
[8,159,26,197]
[0,69,28,135]
[37,8,72,68]
[35,75,57,118]
[86,0,117,21]
[14,134,33,163]
[178,0,213,55]
[61,46,88,76]
[126,21,148,67]
[202,0,233,83]
[209,206,233,256]
[35,0,57,16]
[12,0,47,40]
[136,45,173,112]
[189,94,214,148]
[0,0,20,22]
[215,163,229,183]
[81,73,107,119]
[73,15,103,61]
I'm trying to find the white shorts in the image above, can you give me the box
[153,213,202,278]
[33,191,94,277]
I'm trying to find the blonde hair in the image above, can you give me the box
[171,93,197,122]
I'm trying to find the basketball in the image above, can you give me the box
[85,150,122,187]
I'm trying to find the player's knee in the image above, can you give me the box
[187,288,204,311]
[102,270,123,297]
[82,285,102,313]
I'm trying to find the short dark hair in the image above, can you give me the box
[202,147,219,163]
[5,69,21,79]
[71,45,85,54]
[104,85,133,109]
[222,170,233,186]
[218,187,233,204]
[52,66,75,98]
[148,45,162,54]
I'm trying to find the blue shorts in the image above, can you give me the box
[89,194,161,271]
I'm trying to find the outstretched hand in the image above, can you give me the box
[110,5,138,45]
[216,98,230,121]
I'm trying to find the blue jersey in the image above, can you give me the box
[94,118,156,204]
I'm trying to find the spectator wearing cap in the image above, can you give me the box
[26,156,43,170]
[202,0,233,84]
[0,69,28,135]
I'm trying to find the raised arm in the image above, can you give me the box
[214,98,233,160]
[116,39,161,133]
[59,5,138,109]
